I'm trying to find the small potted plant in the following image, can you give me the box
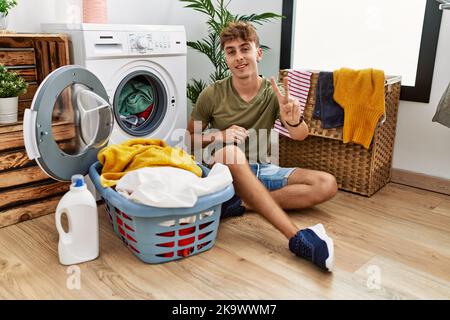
[0,0,17,30]
[0,64,27,124]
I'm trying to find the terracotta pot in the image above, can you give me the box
[83,0,108,24]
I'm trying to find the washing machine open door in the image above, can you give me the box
[23,65,114,181]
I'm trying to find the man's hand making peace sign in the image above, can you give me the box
[270,76,303,127]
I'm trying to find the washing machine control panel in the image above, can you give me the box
[129,32,173,54]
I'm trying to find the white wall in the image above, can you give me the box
[8,0,281,80]
[393,11,450,180]
[8,0,55,31]
[7,0,450,180]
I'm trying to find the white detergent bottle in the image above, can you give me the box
[56,174,99,265]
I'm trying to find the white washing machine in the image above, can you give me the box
[22,24,187,194]
[41,23,187,146]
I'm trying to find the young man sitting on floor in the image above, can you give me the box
[187,22,337,272]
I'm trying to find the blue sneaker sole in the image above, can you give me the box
[308,223,334,272]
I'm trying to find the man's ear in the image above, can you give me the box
[256,47,263,62]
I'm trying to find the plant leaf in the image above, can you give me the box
[180,0,215,18]
[187,78,208,104]
[235,12,284,25]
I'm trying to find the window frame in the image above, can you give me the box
[280,0,443,103]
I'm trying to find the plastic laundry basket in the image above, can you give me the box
[89,162,235,264]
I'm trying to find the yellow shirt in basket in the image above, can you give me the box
[97,138,202,187]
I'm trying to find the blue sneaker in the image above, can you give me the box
[289,223,334,272]
[220,195,245,219]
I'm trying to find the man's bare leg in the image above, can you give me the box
[213,145,298,239]
[213,145,335,272]
[242,168,338,211]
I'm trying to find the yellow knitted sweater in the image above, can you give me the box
[333,68,385,149]
[97,138,202,187]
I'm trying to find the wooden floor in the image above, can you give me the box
[0,183,449,299]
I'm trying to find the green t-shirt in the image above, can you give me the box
[191,76,280,163]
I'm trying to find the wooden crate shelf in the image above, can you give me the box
[0,34,72,228]
[0,120,76,152]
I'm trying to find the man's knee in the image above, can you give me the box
[316,172,338,200]
[212,145,247,166]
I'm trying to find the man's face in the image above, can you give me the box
[223,38,262,80]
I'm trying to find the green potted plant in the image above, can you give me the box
[180,0,282,105]
[0,64,27,124]
[0,0,17,30]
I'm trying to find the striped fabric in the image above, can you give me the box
[273,70,313,138]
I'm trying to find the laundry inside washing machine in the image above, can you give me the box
[51,83,113,156]
[114,72,167,137]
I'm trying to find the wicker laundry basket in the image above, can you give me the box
[278,70,401,197]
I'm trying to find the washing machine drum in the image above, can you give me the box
[23,65,114,181]
[113,71,167,137]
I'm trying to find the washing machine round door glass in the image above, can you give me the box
[113,70,168,136]
[23,65,114,181]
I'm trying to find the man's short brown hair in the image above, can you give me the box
[220,21,260,49]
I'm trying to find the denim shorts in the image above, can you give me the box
[249,163,296,191]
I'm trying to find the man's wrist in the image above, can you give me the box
[285,116,304,127]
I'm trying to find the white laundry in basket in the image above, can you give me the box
[116,163,233,208]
